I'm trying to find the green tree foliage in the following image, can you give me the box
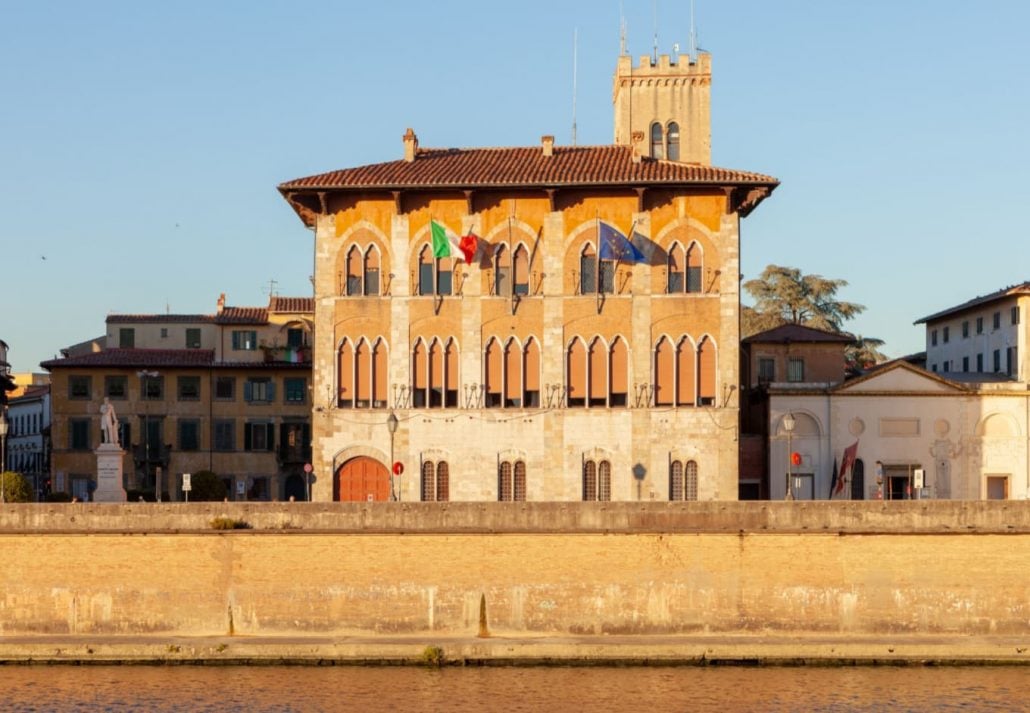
[190,470,227,502]
[846,335,889,370]
[743,264,865,334]
[0,471,33,503]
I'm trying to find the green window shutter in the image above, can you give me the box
[243,381,253,402]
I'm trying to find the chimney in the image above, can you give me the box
[403,128,418,162]
[217,293,226,313]
[541,135,555,157]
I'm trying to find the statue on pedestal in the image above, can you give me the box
[100,397,119,447]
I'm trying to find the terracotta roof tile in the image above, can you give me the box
[107,314,214,324]
[42,349,215,369]
[279,145,778,191]
[215,307,268,324]
[914,281,1030,324]
[268,296,314,314]
[743,324,854,344]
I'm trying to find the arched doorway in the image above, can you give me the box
[284,473,307,501]
[335,456,390,502]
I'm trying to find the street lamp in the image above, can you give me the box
[137,370,159,497]
[387,411,399,501]
[783,412,796,501]
[0,408,8,503]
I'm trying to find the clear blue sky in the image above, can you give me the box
[2,1,1028,373]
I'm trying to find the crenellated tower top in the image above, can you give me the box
[613,52,711,165]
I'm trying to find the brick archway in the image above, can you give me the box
[335,456,390,502]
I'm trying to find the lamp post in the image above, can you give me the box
[387,411,399,501]
[137,370,159,496]
[0,408,8,503]
[783,412,796,501]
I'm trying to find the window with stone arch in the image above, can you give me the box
[523,338,541,408]
[583,459,612,501]
[498,460,526,501]
[345,245,363,296]
[483,337,540,409]
[654,335,701,407]
[494,244,511,296]
[650,122,664,159]
[685,241,703,293]
[588,337,607,407]
[412,337,459,409]
[363,245,381,296]
[567,337,587,407]
[697,336,717,406]
[609,336,629,407]
[666,121,680,161]
[484,337,503,408]
[677,336,697,406]
[421,460,449,501]
[417,244,452,297]
[513,243,530,295]
[669,459,698,500]
[337,337,388,409]
[579,243,597,295]
[667,243,685,293]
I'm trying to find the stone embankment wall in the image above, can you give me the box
[1,502,1028,638]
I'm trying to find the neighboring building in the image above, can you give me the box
[915,281,1028,380]
[6,372,51,400]
[6,384,50,499]
[1,340,15,477]
[279,51,778,502]
[42,295,313,501]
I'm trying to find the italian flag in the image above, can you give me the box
[432,220,480,265]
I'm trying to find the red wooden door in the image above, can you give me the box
[335,457,390,502]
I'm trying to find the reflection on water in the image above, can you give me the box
[0,665,1023,712]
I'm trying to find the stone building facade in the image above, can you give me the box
[279,53,777,502]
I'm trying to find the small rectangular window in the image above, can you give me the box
[580,259,597,295]
[977,353,984,371]
[599,261,615,294]
[245,422,274,452]
[284,377,306,403]
[69,376,91,400]
[160,328,168,339]
[942,326,950,343]
[962,321,969,338]
[104,376,127,399]
[931,364,937,373]
[962,356,969,372]
[419,262,434,296]
[213,420,235,451]
[1012,306,1020,325]
[215,376,235,400]
[1007,347,1016,376]
[758,357,775,383]
[436,264,453,295]
[993,311,1001,329]
[142,375,164,400]
[942,360,950,372]
[232,330,257,350]
[244,378,275,403]
[364,268,380,296]
[786,357,805,382]
[286,329,304,348]
[686,266,702,294]
[177,376,200,401]
[179,419,200,451]
[119,328,135,348]
[931,330,938,346]
[993,349,1001,372]
[186,328,201,349]
[976,317,983,334]
[70,418,90,450]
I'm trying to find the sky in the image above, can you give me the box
[2,1,1028,373]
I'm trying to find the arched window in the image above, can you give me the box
[498,461,513,501]
[513,244,530,295]
[598,460,612,500]
[494,245,511,296]
[579,243,597,295]
[338,339,354,408]
[372,338,388,408]
[429,339,445,407]
[609,337,628,407]
[677,337,696,407]
[670,460,684,500]
[667,122,680,161]
[686,242,703,293]
[588,337,607,407]
[698,337,717,406]
[422,460,450,502]
[523,338,541,408]
[567,338,587,407]
[485,338,503,408]
[445,339,459,408]
[650,122,664,159]
[364,247,381,296]
[654,337,674,406]
[418,245,434,296]
[498,460,526,501]
[685,460,698,500]
[513,461,526,501]
[583,460,597,500]
[667,242,685,293]
[346,246,362,296]
[355,339,372,408]
[505,339,522,408]
[412,339,428,408]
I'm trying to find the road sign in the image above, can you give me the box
[304,463,313,474]
[182,473,192,491]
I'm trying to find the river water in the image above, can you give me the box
[0,665,1024,712]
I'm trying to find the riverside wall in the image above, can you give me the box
[1,502,1029,642]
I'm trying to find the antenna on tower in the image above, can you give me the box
[652,0,659,64]
[689,0,698,60]
[619,0,627,55]
[572,27,578,146]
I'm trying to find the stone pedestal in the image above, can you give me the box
[94,443,127,502]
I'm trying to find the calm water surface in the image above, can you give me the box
[0,665,1024,712]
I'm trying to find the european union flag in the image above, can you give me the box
[598,222,646,263]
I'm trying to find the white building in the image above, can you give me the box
[6,385,50,498]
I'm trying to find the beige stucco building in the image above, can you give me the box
[279,52,778,502]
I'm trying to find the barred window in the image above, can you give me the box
[685,460,698,501]
[498,460,526,501]
[421,461,435,502]
[670,460,684,500]
[786,356,805,383]
[583,459,611,501]
[498,461,513,502]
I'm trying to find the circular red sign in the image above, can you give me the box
[303,463,313,473]
[392,462,404,476]
[790,452,802,466]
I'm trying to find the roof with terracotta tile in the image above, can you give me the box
[269,296,314,314]
[107,314,215,324]
[914,281,1030,324]
[215,306,268,324]
[279,145,778,191]
[743,323,855,344]
[41,349,311,370]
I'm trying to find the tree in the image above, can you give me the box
[846,335,888,370]
[1,471,33,503]
[743,265,865,335]
[190,470,227,502]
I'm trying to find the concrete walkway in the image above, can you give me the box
[2,633,1029,665]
